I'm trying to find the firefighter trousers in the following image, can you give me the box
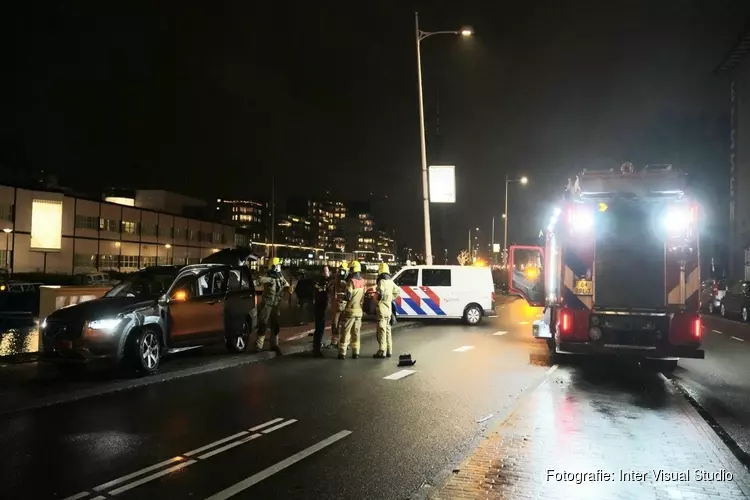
[256,303,281,349]
[339,313,362,355]
[376,314,392,354]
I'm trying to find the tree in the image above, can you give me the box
[457,250,471,266]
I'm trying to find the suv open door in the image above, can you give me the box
[508,245,545,307]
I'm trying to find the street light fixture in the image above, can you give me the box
[415,12,473,265]
[504,174,529,253]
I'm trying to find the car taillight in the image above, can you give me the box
[694,318,701,338]
[559,310,573,334]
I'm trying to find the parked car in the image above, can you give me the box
[720,280,750,321]
[371,265,497,325]
[41,263,258,375]
[700,278,729,315]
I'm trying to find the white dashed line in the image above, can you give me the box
[476,414,494,423]
[492,331,508,336]
[545,364,559,376]
[519,321,529,325]
[249,417,285,432]
[731,336,744,342]
[453,346,475,352]
[197,434,262,460]
[184,431,249,457]
[204,431,353,500]
[262,419,298,434]
[63,493,90,500]
[109,460,196,496]
[712,330,723,335]
[384,369,416,380]
[93,457,185,492]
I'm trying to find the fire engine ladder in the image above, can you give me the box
[573,164,687,201]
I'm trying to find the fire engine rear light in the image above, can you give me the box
[567,207,593,232]
[559,310,573,334]
[694,318,701,338]
[589,327,602,341]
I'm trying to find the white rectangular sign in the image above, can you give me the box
[428,165,456,203]
[492,243,501,253]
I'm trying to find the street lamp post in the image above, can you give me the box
[2,228,11,269]
[415,12,472,265]
[503,174,528,253]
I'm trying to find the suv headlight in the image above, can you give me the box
[85,318,122,333]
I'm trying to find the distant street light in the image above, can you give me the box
[415,12,473,265]
[504,174,529,252]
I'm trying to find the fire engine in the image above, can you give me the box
[509,163,704,371]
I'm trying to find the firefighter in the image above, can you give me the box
[255,256,289,354]
[338,260,365,360]
[329,261,349,348]
[373,262,399,359]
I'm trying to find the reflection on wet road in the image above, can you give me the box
[0,319,38,358]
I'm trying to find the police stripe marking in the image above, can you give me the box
[404,298,427,315]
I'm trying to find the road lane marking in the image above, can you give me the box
[384,369,416,380]
[476,414,494,423]
[453,346,474,352]
[492,331,508,336]
[262,419,298,434]
[63,493,90,500]
[93,456,186,492]
[109,460,196,496]
[545,365,559,376]
[249,417,285,432]
[712,330,723,334]
[198,434,262,460]
[184,431,250,457]
[519,321,529,325]
[90,497,106,500]
[731,336,744,342]
[204,430,353,500]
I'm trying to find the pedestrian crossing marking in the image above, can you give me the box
[384,369,416,380]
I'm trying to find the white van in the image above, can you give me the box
[390,265,497,325]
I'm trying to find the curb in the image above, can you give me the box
[0,321,419,416]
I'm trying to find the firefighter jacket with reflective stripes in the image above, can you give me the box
[376,275,399,317]
[259,270,289,307]
[344,274,365,316]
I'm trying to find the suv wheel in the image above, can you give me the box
[464,305,482,326]
[227,320,250,353]
[127,328,161,375]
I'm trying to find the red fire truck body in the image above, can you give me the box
[509,164,704,369]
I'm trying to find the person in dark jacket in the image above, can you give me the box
[295,272,315,324]
[312,266,331,356]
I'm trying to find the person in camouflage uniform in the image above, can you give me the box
[255,257,290,354]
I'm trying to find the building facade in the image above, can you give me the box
[0,185,233,275]
[214,198,270,247]
[716,26,750,278]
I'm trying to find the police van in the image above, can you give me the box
[389,265,497,325]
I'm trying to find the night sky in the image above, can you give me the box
[3,1,750,259]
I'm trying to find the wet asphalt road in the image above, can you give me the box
[2,299,748,499]
[0,298,553,500]
[675,312,750,459]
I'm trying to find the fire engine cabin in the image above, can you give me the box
[509,163,704,370]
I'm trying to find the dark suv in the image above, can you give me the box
[41,263,257,375]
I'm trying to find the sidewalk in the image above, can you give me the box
[0,317,416,415]
[430,362,750,500]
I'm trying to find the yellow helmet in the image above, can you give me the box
[351,261,361,273]
[378,263,390,274]
[340,261,349,270]
[269,257,281,268]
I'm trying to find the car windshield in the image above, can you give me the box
[104,272,176,298]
